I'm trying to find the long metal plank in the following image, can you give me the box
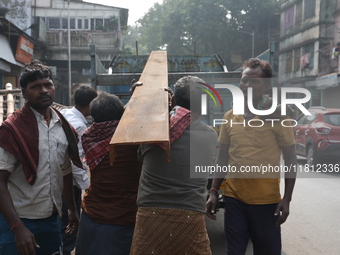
[109,51,170,164]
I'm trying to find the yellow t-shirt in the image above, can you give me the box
[218,110,295,205]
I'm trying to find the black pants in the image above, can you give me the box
[224,196,281,255]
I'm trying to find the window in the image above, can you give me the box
[70,19,75,29]
[305,112,317,124]
[295,1,302,26]
[47,17,78,30]
[297,115,307,125]
[294,48,301,72]
[284,6,294,29]
[104,18,118,31]
[324,114,340,126]
[104,19,111,30]
[62,18,68,29]
[91,19,95,30]
[302,43,314,69]
[90,18,107,31]
[304,0,316,20]
[77,19,82,29]
[48,18,60,29]
[297,113,316,125]
[84,19,89,29]
[61,18,75,29]
[285,51,293,74]
[95,19,104,30]
[46,17,111,31]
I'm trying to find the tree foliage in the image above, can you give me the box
[125,0,280,68]
[123,25,149,55]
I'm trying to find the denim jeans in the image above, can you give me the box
[75,211,134,255]
[61,185,82,255]
[0,212,62,255]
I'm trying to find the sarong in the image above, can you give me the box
[130,207,212,255]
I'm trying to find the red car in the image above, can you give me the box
[293,107,340,166]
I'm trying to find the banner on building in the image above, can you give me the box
[316,73,339,89]
[15,35,34,64]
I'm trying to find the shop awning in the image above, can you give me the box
[0,34,18,69]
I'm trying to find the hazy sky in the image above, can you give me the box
[84,0,162,25]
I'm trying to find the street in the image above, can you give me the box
[206,157,340,255]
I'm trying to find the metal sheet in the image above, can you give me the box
[109,51,170,164]
[0,34,17,66]
[0,59,11,73]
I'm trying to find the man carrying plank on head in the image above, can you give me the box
[110,52,217,255]
[129,76,217,255]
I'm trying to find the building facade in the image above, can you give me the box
[32,0,128,104]
[319,0,340,108]
[1,0,128,104]
[0,0,35,90]
[278,0,339,112]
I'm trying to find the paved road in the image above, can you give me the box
[205,209,226,255]
[71,158,340,254]
[206,158,340,255]
[280,158,340,255]
[206,209,254,255]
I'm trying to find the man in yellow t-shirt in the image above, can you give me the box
[207,58,297,255]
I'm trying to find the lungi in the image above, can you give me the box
[130,207,212,255]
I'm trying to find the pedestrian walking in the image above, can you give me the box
[206,58,297,255]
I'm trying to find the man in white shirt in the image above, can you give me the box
[60,84,97,255]
[0,60,82,255]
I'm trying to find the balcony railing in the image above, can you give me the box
[46,30,122,48]
[0,88,23,125]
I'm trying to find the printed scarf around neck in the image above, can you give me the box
[158,106,191,150]
[0,103,83,185]
[82,120,119,171]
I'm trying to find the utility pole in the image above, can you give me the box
[237,30,255,58]
[68,0,72,105]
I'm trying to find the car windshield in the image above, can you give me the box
[323,113,340,126]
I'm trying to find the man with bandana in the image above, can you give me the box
[0,60,81,255]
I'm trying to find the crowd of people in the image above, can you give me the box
[0,58,297,255]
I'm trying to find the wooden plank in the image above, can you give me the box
[109,51,170,164]
[95,72,241,86]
